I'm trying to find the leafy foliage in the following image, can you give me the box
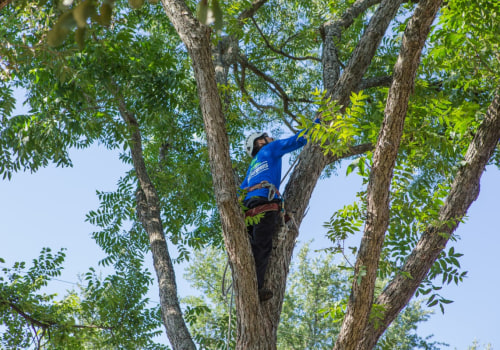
[182,243,444,350]
[1,0,499,347]
[299,90,372,156]
[0,249,165,349]
[317,0,499,317]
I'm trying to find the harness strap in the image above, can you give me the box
[244,203,280,218]
[244,181,281,201]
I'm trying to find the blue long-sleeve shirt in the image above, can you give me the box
[240,132,307,201]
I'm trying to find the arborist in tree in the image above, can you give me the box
[240,123,315,301]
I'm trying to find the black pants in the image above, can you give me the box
[244,197,280,289]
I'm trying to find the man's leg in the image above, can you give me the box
[251,210,279,289]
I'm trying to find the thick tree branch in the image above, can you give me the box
[321,0,382,92]
[359,89,500,348]
[325,142,375,165]
[357,75,393,91]
[321,0,382,36]
[159,1,272,348]
[0,0,12,11]
[1,298,113,332]
[331,0,404,107]
[1,299,54,330]
[115,91,196,350]
[333,0,443,348]
[213,35,238,88]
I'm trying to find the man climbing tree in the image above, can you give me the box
[241,127,312,301]
[2,0,499,349]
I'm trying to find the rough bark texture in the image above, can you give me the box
[160,1,272,348]
[334,0,443,348]
[321,0,381,92]
[263,0,404,340]
[117,100,196,350]
[142,0,497,349]
[331,0,404,107]
[358,90,500,348]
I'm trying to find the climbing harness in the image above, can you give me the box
[244,202,280,218]
[242,180,288,226]
[244,180,281,201]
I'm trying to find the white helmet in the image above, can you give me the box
[245,132,267,157]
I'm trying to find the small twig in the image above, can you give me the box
[233,63,281,114]
[236,56,309,123]
[338,242,355,268]
[250,16,321,62]
[238,0,269,23]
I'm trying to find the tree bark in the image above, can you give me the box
[321,0,381,92]
[358,89,500,349]
[150,0,494,349]
[159,1,272,348]
[117,99,196,350]
[330,0,404,107]
[264,0,404,338]
[333,0,443,348]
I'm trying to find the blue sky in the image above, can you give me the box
[1,95,499,349]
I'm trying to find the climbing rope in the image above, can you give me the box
[280,155,300,186]
[218,155,301,347]
[221,257,234,349]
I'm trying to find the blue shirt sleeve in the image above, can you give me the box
[267,133,307,158]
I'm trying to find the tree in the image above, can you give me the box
[182,243,445,350]
[0,248,166,349]
[467,340,493,350]
[1,0,499,349]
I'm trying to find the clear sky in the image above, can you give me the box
[1,95,499,349]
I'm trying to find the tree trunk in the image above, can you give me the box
[159,0,273,348]
[334,0,443,348]
[153,0,497,349]
[117,99,197,350]
[359,89,500,348]
[264,0,403,338]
